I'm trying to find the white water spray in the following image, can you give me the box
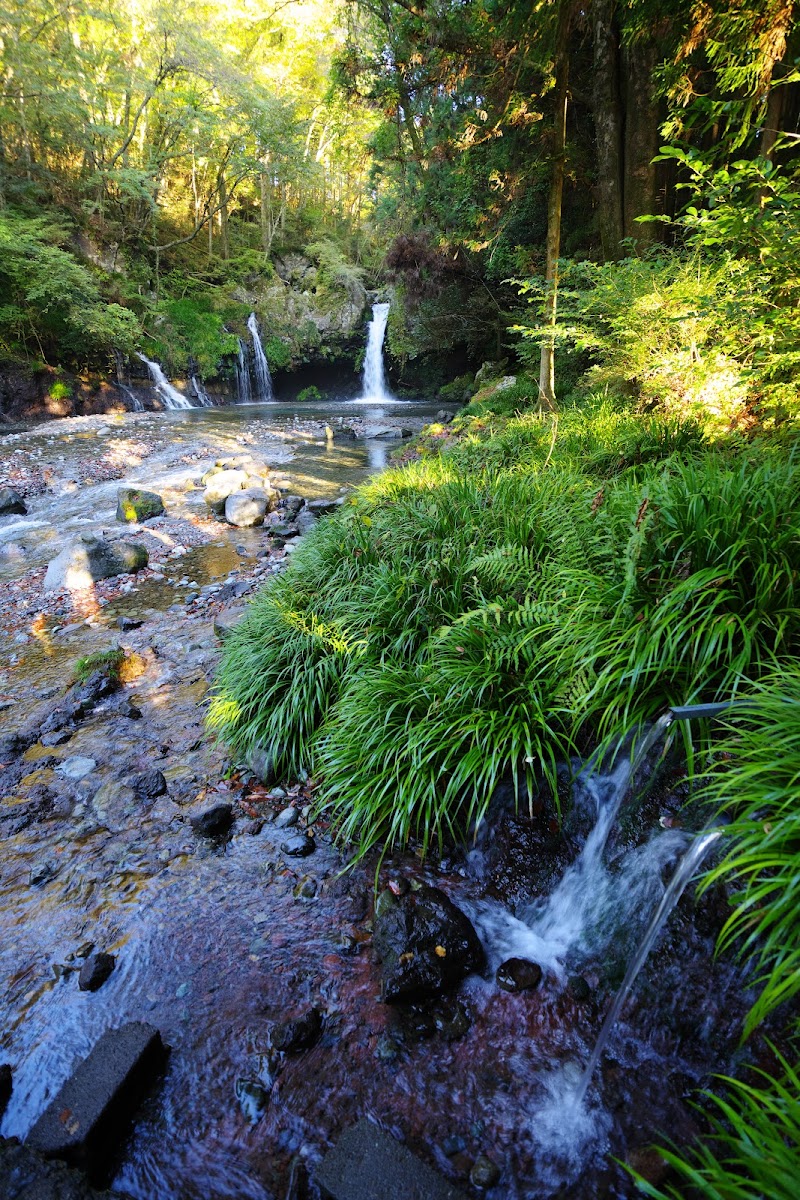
[236,339,252,404]
[136,353,193,410]
[361,302,392,401]
[247,313,274,402]
[190,375,213,408]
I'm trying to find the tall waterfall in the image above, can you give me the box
[136,353,193,410]
[247,312,274,402]
[236,338,252,404]
[361,302,392,401]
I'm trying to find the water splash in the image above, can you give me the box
[247,313,274,402]
[136,354,193,410]
[190,376,213,408]
[361,302,392,401]
[574,826,722,1103]
[236,338,252,405]
[118,383,144,412]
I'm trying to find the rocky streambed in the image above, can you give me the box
[0,402,765,1200]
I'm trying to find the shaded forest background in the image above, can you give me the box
[1,0,798,420]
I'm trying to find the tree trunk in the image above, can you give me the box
[623,36,660,245]
[260,169,272,255]
[539,7,571,412]
[218,171,229,261]
[592,0,624,260]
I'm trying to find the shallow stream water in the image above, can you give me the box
[0,400,756,1199]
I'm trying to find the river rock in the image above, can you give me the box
[26,1022,169,1183]
[436,409,455,423]
[0,1064,11,1118]
[295,509,318,535]
[305,497,341,516]
[274,806,299,829]
[470,1155,500,1190]
[225,489,270,527]
[0,1138,117,1200]
[496,957,542,993]
[272,1008,322,1052]
[116,487,165,522]
[0,487,27,516]
[280,833,315,857]
[56,756,97,781]
[128,769,167,799]
[281,495,305,518]
[373,883,485,1003]
[43,536,148,592]
[213,604,245,641]
[78,953,116,993]
[188,800,233,838]
[316,1119,467,1200]
[247,746,276,786]
[203,469,249,513]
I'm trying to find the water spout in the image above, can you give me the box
[574,827,722,1104]
[361,302,392,401]
[236,338,252,405]
[247,313,274,402]
[136,353,193,410]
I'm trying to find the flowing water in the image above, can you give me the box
[247,314,275,403]
[135,356,194,411]
[236,340,253,405]
[360,303,392,402]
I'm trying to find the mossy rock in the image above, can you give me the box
[116,487,165,523]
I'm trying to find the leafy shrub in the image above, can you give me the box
[297,385,323,402]
[145,296,237,377]
[264,336,292,370]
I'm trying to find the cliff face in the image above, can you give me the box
[0,366,131,426]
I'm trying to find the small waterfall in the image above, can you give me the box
[136,353,193,410]
[361,302,392,401]
[247,312,274,402]
[236,338,252,405]
[574,826,722,1103]
[119,383,144,412]
[190,375,213,408]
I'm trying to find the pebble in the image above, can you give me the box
[470,1155,500,1189]
[280,833,315,857]
[56,756,97,781]
[274,806,299,829]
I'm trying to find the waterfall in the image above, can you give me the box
[136,353,193,410]
[247,312,274,402]
[118,383,144,412]
[361,302,392,401]
[190,375,213,408]
[236,338,252,404]
[574,826,722,1103]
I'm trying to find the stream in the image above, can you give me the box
[0,397,758,1199]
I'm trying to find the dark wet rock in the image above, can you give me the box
[281,495,305,518]
[0,1065,11,1118]
[374,1034,401,1063]
[293,876,318,900]
[280,833,315,857]
[305,497,341,516]
[470,1155,500,1190]
[272,1008,322,1053]
[111,699,142,720]
[26,1022,169,1184]
[40,730,73,748]
[316,1119,467,1200]
[0,732,29,761]
[436,409,455,423]
[295,509,319,535]
[78,953,116,993]
[247,746,276,786]
[496,957,542,993]
[433,999,472,1041]
[0,1136,129,1200]
[43,537,148,592]
[235,1078,269,1125]
[188,801,233,838]
[274,806,299,829]
[336,932,359,956]
[0,487,27,516]
[116,616,143,632]
[127,769,167,799]
[373,883,485,1003]
[568,974,592,1002]
[115,487,164,523]
[213,604,245,641]
[441,1134,467,1158]
[30,861,58,887]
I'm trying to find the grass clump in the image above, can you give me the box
[73,648,126,684]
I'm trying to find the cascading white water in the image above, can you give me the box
[118,383,144,412]
[190,375,213,408]
[247,312,274,402]
[236,338,252,404]
[361,302,392,401]
[136,353,193,410]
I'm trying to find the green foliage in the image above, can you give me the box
[305,239,365,301]
[0,210,139,364]
[72,648,126,685]
[144,297,237,377]
[48,380,72,402]
[297,385,324,402]
[264,337,292,371]
[634,1054,800,1200]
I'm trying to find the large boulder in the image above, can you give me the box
[0,487,27,516]
[225,488,271,528]
[202,469,249,514]
[373,883,485,1003]
[43,536,148,592]
[115,487,164,523]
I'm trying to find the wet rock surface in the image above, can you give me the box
[77,953,116,993]
[373,884,485,1003]
[115,488,164,523]
[0,1138,129,1200]
[26,1023,169,1183]
[496,957,542,993]
[316,1119,467,1200]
